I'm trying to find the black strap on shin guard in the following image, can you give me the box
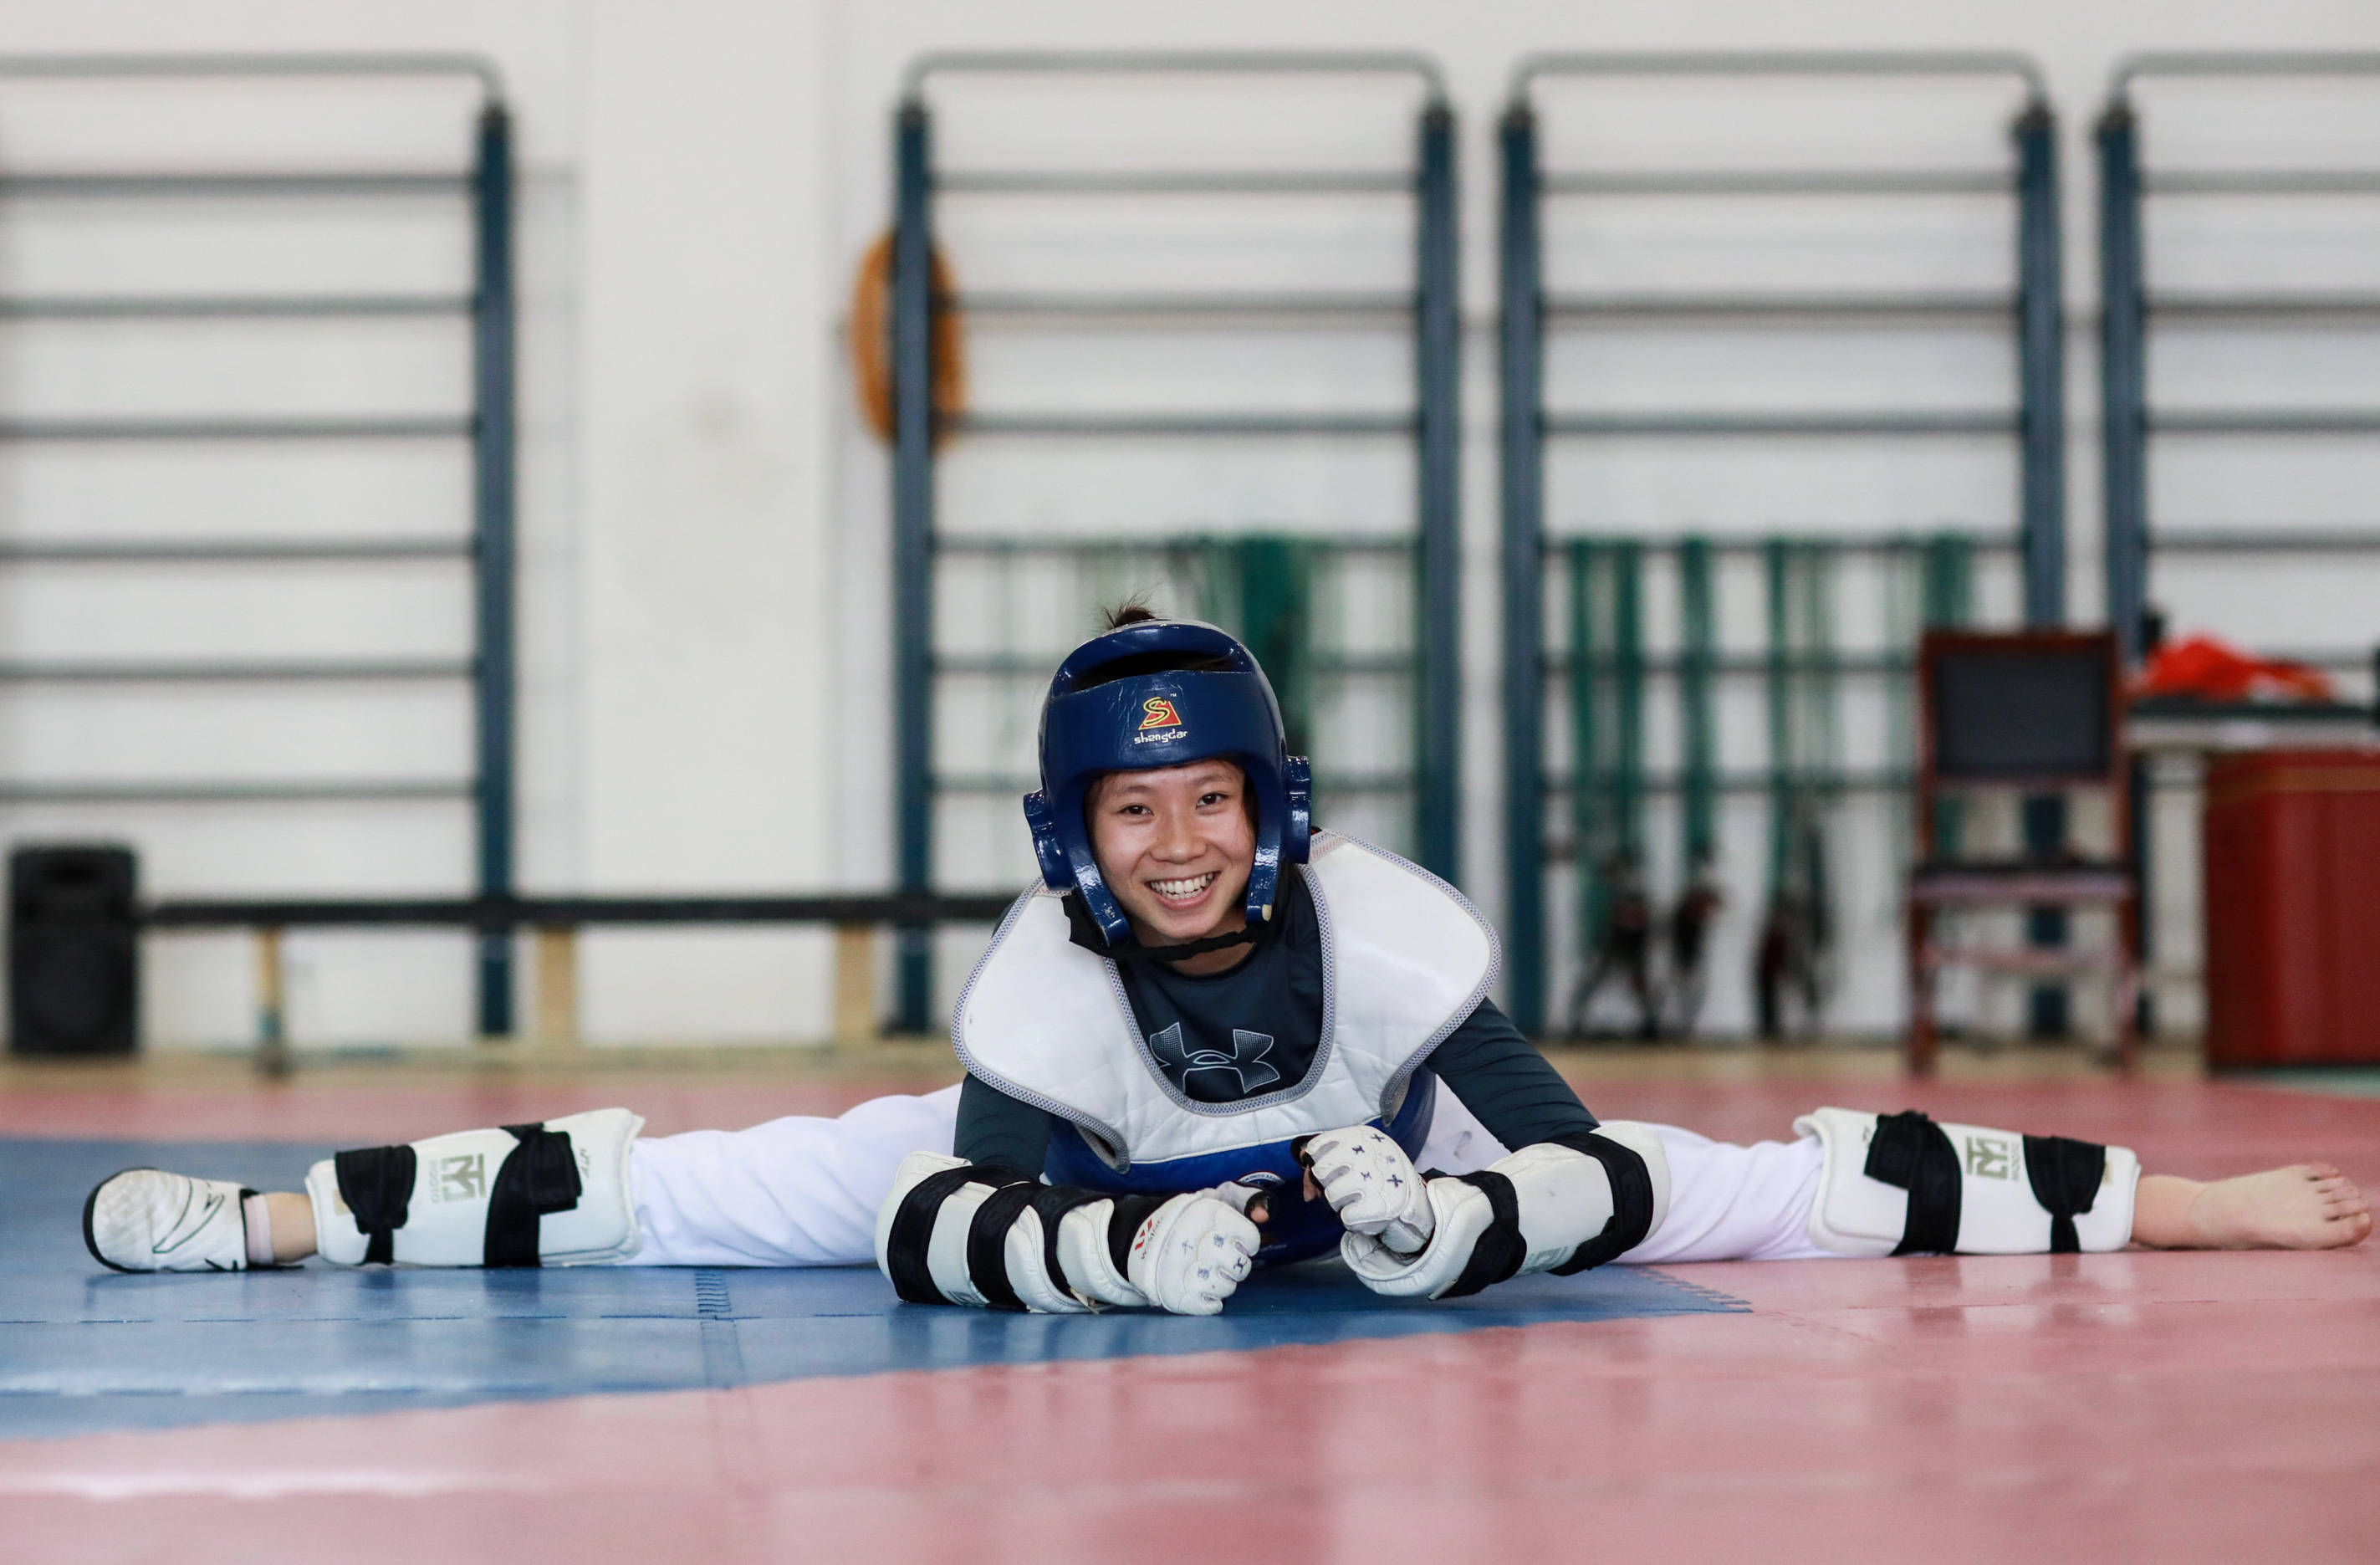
[483,1123,585,1268]
[1438,1170,1526,1298]
[885,1165,995,1304]
[963,1178,1044,1312]
[1547,1133,1657,1276]
[332,1144,418,1266]
[1866,1110,1964,1256]
[2022,1135,2108,1254]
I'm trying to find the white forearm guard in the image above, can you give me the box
[874,1153,1263,1316]
[873,1153,1139,1312]
[1797,1107,2140,1256]
[304,1107,643,1267]
[1343,1123,1670,1300]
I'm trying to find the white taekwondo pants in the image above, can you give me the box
[621,1080,1835,1268]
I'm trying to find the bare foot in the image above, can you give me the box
[2132,1166,2373,1250]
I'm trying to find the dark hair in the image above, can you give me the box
[1072,599,1235,690]
[1101,596,1159,632]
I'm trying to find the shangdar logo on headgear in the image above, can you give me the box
[1131,695,1187,744]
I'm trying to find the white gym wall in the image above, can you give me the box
[0,1,2370,1047]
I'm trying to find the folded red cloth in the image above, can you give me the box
[2134,633,2335,703]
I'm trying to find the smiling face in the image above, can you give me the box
[1085,758,1256,963]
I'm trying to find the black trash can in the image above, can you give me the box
[9,843,139,1057]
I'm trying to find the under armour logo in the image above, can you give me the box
[1148,1023,1282,1094]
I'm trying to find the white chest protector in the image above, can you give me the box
[953,832,1499,1192]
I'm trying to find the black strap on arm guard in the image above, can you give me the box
[1433,1133,1660,1297]
[891,1165,1133,1309]
[1865,1110,1964,1256]
[886,1164,1005,1305]
[484,1123,585,1268]
[1437,1171,1526,1299]
[963,1181,1045,1312]
[332,1143,418,1266]
[2022,1134,2108,1255]
[1029,1185,1111,1301]
[1547,1131,1657,1276]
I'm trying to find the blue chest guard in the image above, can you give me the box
[1042,1068,1438,1266]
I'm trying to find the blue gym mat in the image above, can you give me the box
[0,1136,1747,1442]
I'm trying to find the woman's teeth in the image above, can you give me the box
[1148,872,1218,900]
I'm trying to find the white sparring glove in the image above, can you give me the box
[1124,1184,1263,1317]
[1301,1125,1433,1255]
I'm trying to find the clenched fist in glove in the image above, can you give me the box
[1300,1125,1433,1254]
[1126,1183,1264,1316]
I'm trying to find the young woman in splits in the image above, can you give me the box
[88,612,2370,1312]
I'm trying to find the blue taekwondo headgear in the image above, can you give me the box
[1024,617,1312,948]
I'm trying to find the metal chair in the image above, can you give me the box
[1907,630,2138,1073]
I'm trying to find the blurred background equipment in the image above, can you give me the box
[2202,749,2380,1066]
[1561,537,1651,1037]
[2099,54,2380,1037]
[1499,53,2067,1039]
[881,52,1462,1031]
[1756,538,1845,1041]
[0,54,519,1040]
[1905,630,2138,1073]
[8,841,138,1056]
[848,230,968,442]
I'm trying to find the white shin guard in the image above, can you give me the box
[305,1107,644,1267]
[1344,1123,1672,1300]
[1798,1107,2139,1256]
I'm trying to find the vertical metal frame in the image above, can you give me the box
[2096,53,2380,670]
[890,102,937,1033]
[2091,54,2380,1036]
[890,54,1454,1033]
[1497,52,2056,1035]
[2014,102,2073,1039]
[472,103,518,1036]
[1497,102,1547,1035]
[1414,102,1463,885]
[2096,101,2148,666]
[2095,100,2150,1017]
[2013,102,2066,627]
[0,57,518,1039]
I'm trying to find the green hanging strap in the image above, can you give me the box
[1919,530,1974,859]
[1568,540,1646,942]
[1797,541,1841,954]
[1677,536,1718,873]
[1763,539,1793,901]
[1235,536,1313,756]
[1567,540,1611,946]
[1196,535,1315,757]
[1921,530,1974,631]
[1764,539,1841,938]
[1611,540,1646,872]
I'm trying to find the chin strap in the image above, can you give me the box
[1109,924,1264,965]
[1060,893,1267,965]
